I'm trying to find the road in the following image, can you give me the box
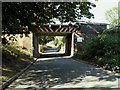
[6,56,119,89]
[40,47,65,57]
[43,47,58,53]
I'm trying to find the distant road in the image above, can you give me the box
[43,47,58,53]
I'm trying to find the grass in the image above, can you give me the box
[1,43,35,84]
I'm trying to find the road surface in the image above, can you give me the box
[6,56,119,89]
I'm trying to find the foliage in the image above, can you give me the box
[0,76,9,83]
[2,37,9,44]
[2,43,34,62]
[38,36,55,45]
[76,27,120,72]
[2,43,35,82]
[2,2,96,34]
[105,7,118,27]
[39,45,51,53]
[103,25,120,34]
[54,36,65,52]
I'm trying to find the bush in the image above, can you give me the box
[2,43,34,61]
[0,76,9,83]
[76,27,120,72]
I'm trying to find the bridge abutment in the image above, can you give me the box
[65,33,74,56]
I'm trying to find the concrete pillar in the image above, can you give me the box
[65,34,70,56]
[65,33,74,56]
[33,32,39,58]
[71,33,74,56]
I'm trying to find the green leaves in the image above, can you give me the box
[2,2,96,34]
[38,36,55,45]
[105,7,118,27]
[77,27,120,72]
[2,43,33,61]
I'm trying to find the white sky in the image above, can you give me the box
[85,0,120,23]
[52,0,120,24]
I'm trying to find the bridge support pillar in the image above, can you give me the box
[65,33,74,56]
[33,32,39,58]
[71,33,74,56]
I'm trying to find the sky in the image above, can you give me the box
[54,0,119,24]
[85,0,120,23]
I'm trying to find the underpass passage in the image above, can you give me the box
[39,36,66,58]
[7,57,119,89]
[33,31,74,58]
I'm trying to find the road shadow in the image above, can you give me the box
[8,57,119,89]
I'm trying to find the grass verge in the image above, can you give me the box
[1,43,35,84]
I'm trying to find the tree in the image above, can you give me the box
[53,36,65,52]
[38,36,55,45]
[2,2,96,34]
[105,7,118,27]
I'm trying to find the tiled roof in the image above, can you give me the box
[79,23,107,34]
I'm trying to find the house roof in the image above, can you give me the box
[80,23,107,34]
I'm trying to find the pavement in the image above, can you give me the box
[6,56,120,89]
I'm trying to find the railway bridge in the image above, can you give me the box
[33,24,81,58]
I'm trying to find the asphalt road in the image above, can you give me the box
[6,56,119,89]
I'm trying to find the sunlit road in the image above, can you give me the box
[43,47,58,53]
[40,47,65,57]
[6,56,119,89]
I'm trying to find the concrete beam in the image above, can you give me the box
[37,32,71,36]
[71,33,74,56]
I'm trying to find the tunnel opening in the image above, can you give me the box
[33,32,74,58]
[38,35,66,57]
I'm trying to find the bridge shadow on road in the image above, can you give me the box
[8,57,119,89]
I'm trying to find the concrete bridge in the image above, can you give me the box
[32,22,108,58]
[3,23,117,90]
[2,22,108,58]
[33,24,80,58]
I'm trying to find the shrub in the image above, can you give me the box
[76,27,120,71]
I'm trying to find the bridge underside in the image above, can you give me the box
[33,25,79,58]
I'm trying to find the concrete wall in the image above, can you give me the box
[65,33,74,56]
[17,33,33,50]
